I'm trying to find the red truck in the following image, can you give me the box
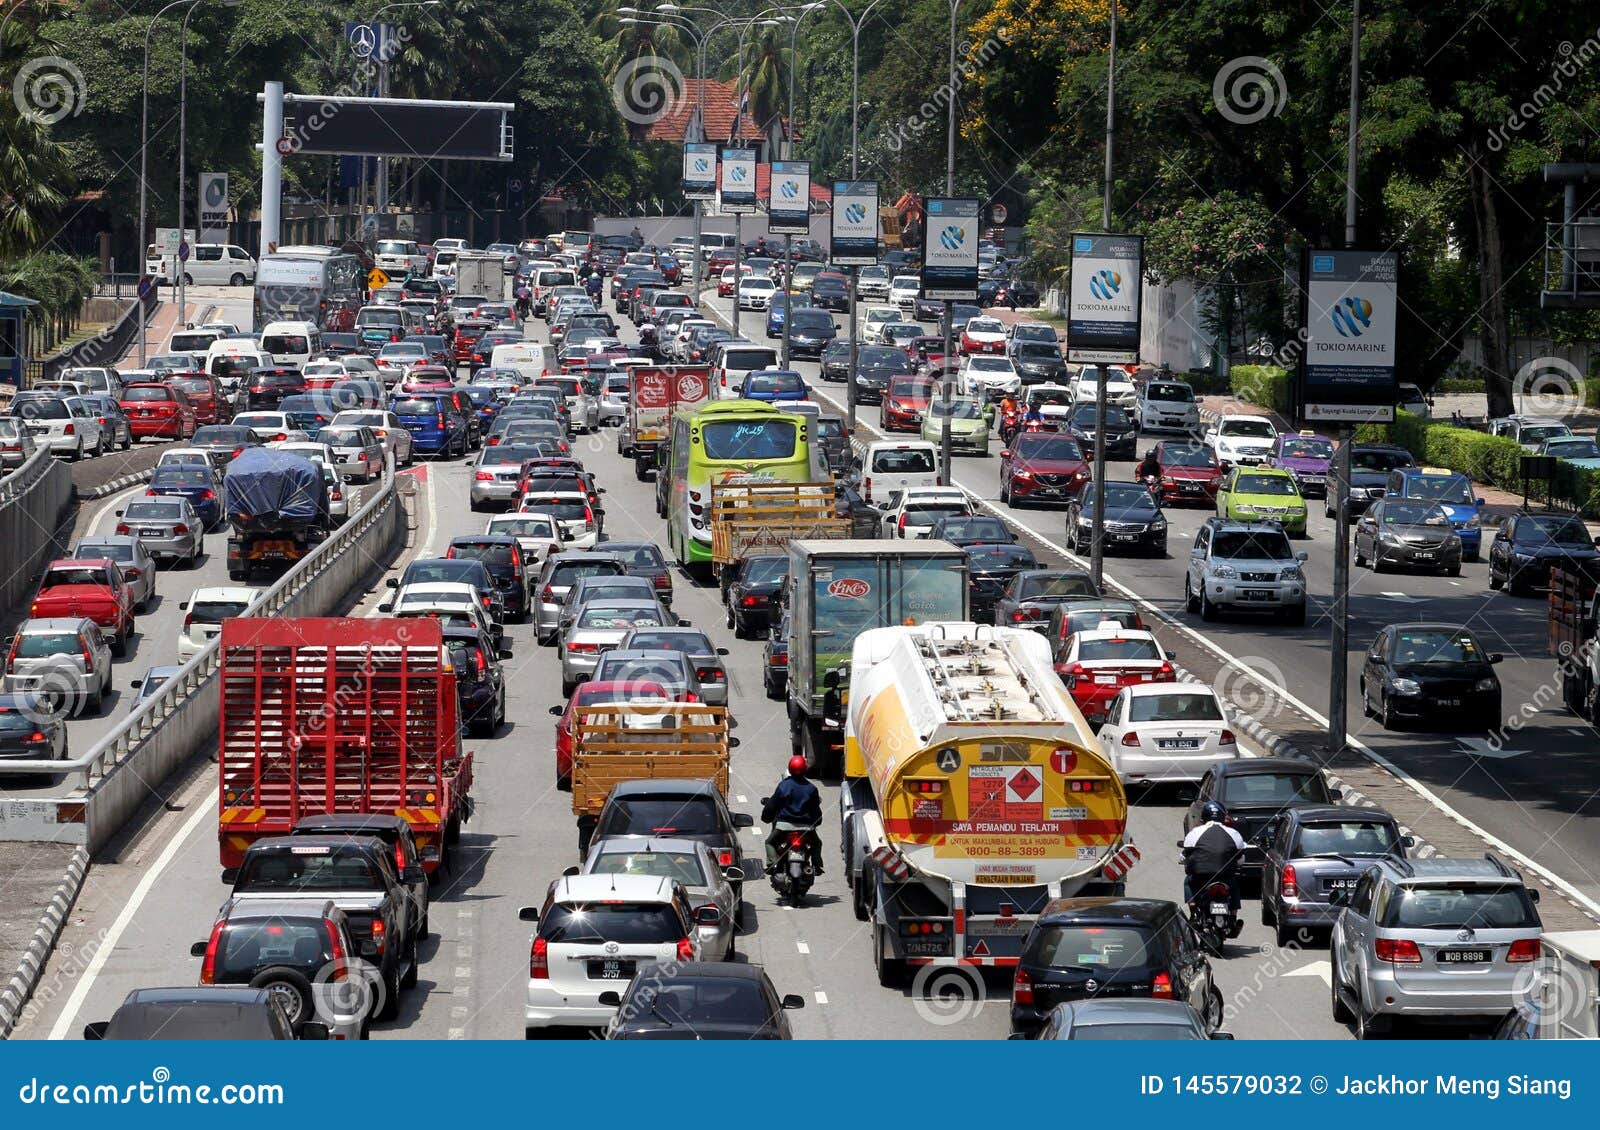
[30,559,135,656]
[624,365,711,479]
[1550,561,1600,720]
[217,617,473,873]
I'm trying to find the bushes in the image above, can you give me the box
[1229,364,1290,412]
[1436,378,1485,394]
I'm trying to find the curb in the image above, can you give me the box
[0,845,90,1039]
[78,468,155,501]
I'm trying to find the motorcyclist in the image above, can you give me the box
[762,755,824,874]
[585,272,604,301]
[1136,449,1162,482]
[1021,400,1046,429]
[1181,801,1246,911]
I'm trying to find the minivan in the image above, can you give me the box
[259,321,321,371]
[858,440,941,505]
[146,243,257,287]
[714,343,780,400]
[490,342,549,383]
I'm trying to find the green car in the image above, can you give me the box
[1216,466,1307,534]
[921,396,992,454]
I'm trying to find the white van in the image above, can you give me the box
[170,328,224,355]
[859,440,941,505]
[146,243,257,287]
[433,249,460,279]
[58,367,122,397]
[532,268,578,315]
[699,232,737,261]
[259,321,321,370]
[715,343,780,400]
[490,342,549,382]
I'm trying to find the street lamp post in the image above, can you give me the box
[366,1,441,234]
[1089,0,1117,590]
[780,3,823,370]
[938,0,962,485]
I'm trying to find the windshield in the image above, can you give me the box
[1381,502,1450,526]
[235,848,380,891]
[1402,474,1474,504]
[1128,692,1223,723]
[1295,821,1396,857]
[966,545,1036,569]
[700,419,797,461]
[12,632,83,658]
[1233,473,1299,496]
[1090,485,1158,511]
[791,311,833,329]
[1014,435,1083,461]
[1211,531,1294,560]
[1389,630,1485,664]
[1381,884,1538,929]
[1351,448,1412,474]
[590,850,706,887]
[1070,404,1130,426]
[1280,437,1333,460]
[1522,516,1592,545]
[1219,772,1328,806]
[1545,438,1600,458]
[1144,382,1194,402]
[600,796,720,837]
[1220,419,1275,439]
[929,399,984,420]
[1521,424,1569,444]
[967,357,1012,372]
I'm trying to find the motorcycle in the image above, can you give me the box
[761,814,820,905]
[1187,879,1242,955]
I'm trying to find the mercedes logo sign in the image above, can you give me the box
[349,23,377,59]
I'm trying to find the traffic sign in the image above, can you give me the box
[368,267,391,291]
[136,276,155,301]
[275,136,297,157]
[178,241,190,262]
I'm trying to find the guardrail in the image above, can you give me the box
[0,447,73,613]
[0,454,406,850]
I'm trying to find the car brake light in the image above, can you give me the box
[529,935,549,978]
[1280,864,1298,899]
[542,585,554,602]
[1012,966,1034,1005]
[393,841,407,877]
[583,506,595,528]
[676,936,695,961]
[1120,730,1140,747]
[1374,938,1422,963]
[198,919,223,984]
[1507,938,1540,963]
[172,524,189,535]
[567,641,599,653]
[370,918,387,956]
[1059,662,1084,688]
[1151,971,1175,998]
[115,523,130,535]
[1156,661,1174,679]
[696,667,722,682]
[1219,729,1236,746]
[63,423,74,435]
[324,918,347,982]
[145,489,158,497]
[898,514,907,531]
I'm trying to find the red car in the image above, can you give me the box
[707,248,737,274]
[1056,627,1175,725]
[118,382,196,440]
[29,558,135,655]
[453,319,492,364]
[880,375,937,432]
[165,372,226,426]
[1150,439,1224,505]
[998,431,1090,507]
[552,679,677,789]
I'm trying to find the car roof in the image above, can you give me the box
[18,617,96,632]
[293,813,407,833]
[609,777,717,797]
[1215,757,1319,776]
[244,834,382,853]
[1124,680,1215,698]
[590,834,709,857]
[124,986,270,1006]
[554,873,675,901]
[1076,627,1158,644]
[1286,805,1393,824]
[633,961,764,982]
[1039,897,1179,925]
[219,897,338,921]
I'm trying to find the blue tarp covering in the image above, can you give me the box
[222,447,323,528]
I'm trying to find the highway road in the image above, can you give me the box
[15,298,1359,1042]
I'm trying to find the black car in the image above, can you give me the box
[941,303,982,336]
[991,568,1100,631]
[1066,481,1167,556]
[820,341,851,382]
[962,542,1040,623]
[1488,512,1600,595]
[189,423,261,468]
[1065,402,1136,460]
[815,414,851,475]
[1359,622,1502,731]
[786,309,838,359]
[913,294,945,322]
[589,779,754,892]
[854,346,913,405]
[600,540,675,606]
[1339,443,1415,518]
[84,987,328,1041]
[811,275,849,312]
[723,553,787,638]
[1012,341,1068,385]
[438,621,509,736]
[188,897,363,1036]
[1011,898,1222,1037]
[447,534,532,622]
[603,963,804,1040]
[0,692,67,775]
[1183,759,1338,877]
[834,480,883,539]
[290,813,434,934]
[320,332,363,358]
[243,369,307,410]
[763,609,790,700]
[928,514,1016,547]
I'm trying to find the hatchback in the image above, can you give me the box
[0,692,69,775]
[603,963,804,1040]
[577,838,741,962]
[2,617,113,716]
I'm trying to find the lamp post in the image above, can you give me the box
[1088,0,1117,590]
[937,0,963,485]
[364,1,441,233]
[779,3,823,369]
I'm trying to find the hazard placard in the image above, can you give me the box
[969,765,1044,822]
[368,267,391,291]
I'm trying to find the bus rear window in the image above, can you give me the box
[699,419,796,461]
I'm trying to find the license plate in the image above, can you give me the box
[901,939,949,957]
[141,528,165,538]
[1326,879,1356,893]
[27,425,47,435]
[588,959,637,980]
[1093,674,1118,685]
[1035,487,1060,497]
[1180,482,1199,491]
[1438,949,1490,964]
[1241,590,1276,601]
[1209,902,1229,915]
[1160,738,1202,750]
[1413,551,1434,560]
[1114,534,1137,542]
[1434,697,1460,707]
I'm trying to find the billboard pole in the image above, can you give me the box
[832,181,878,434]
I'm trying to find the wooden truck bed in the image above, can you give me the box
[570,704,731,815]
[709,482,848,564]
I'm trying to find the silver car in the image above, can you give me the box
[2,617,114,716]
[559,598,672,695]
[1330,855,1544,1039]
[616,626,730,707]
[532,554,631,645]
[469,443,546,510]
[73,535,157,612]
[598,373,629,427]
[116,497,203,565]
[484,513,563,567]
[555,575,664,638]
[0,418,38,469]
[1258,805,1410,948]
[575,836,741,961]
[322,463,349,525]
[330,410,413,465]
[533,376,599,433]
[315,424,385,482]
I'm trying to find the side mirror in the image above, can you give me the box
[403,866,425,882]
[723,866,745,882]
[299,1021,331,1040]
[1529,889,1541,903]
[386,577,399,588]
[377,602,393,613]
[1400,834,1416,848]
[1489,653,1503,664]
[694,905,722,926]
[1296,552,1308,562]
[823,669,840,690]
[999,448,1011,459]
[548,704,564,715]
[1005,1031,1030,1041]
[716,646,730,656]
[1476,497,1486,506]
[676,616,691,627]
[115,509,124,517]
[727,736,741,748]
[82,1021,110,1041]
[518,906,540,923]
[561,865,581,878]
[781,993,806,1010]
[733,813,754,829]
[1209,1031,1236,1041]
[189,941,208,957]
[178,600,190,610]
[596,990,622,1007]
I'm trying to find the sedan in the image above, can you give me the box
[231,412,307,444]
[1488,511,1600,594]
[314,425,385,482]
[1030,999,1227,1042]
[114,497,203,565]
[559,600,672,696]
[737,276,778,310]
[928,515,1015,548]
[0,418,37,468]
[1057,628,1176,726]
[962,543,1039,623]
[550,678,681,790]
[992,568,1100,632]
[616,626,729,706]
[723,554,787,639]
[960,315,1008,355]
[0,693,68,774]
[1360,623,1502,731]
[329,410,414,466]
[1148,441,1223,506]
[579,838,741,961]
[1354,499,1462,576]
[920,396,990,453]
[1066,481,1168,556]
[189,424,260,467]
[1095,683,1239,786]
[145,464,221,530]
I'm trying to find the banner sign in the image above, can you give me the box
[921,197,980,301]
[198,173,229,242]
[768,160,811,235]
[719,148,757,212]
[830,181,879,266]
[1297,248,1399,423]
[682,143,717,200]
[1067,232,1143,365]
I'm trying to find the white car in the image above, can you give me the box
[880,486,972,538]
[520,873,704,1035]
[176,586,256,662]
[315,424,385,482]
[856,266,891,300]
[889,275,921,310]
[737,275,778,310]
[234,413,308,443]
[518,490,597,549]
[859,440,941,506]
[1138,377,1201,433]
[1204,414,1279,466]
[330,410,414,465]
[10,394,107,459]
[1071,368,1138,411]
[1095,682,1240,785]
[671,319,718,362]
[862,305,900,339]
[321,462,349,525]
[373,239,429,276]
[380,582,500,643]
[301,360,349,384]
[484,513,564,567]
[960,355,1022,399]
[271,441,337,469]
[156,446,214,470]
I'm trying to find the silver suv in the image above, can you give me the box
[1329,854,1543,1039]
[1184,518,1307,625]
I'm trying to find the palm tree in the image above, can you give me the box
[0,18,75,259]
[729,23,788,148]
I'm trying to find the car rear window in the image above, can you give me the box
[1294,821,1396,857]
[451,543,514,566]
[1027,925,1156,969]
[550,560,625,587]
[123,501,183,520]
[579,605,664,629]
[1128,693,1222,723]
[236,847,380,890]
[169,378,213,397]
[120,387,173,402]
[1219,772,1328,806]
[600,796,721,837]
[153,469,211,487]
[12,632,82,658]
[392,398,441,416]
[0,709,43,732]
[216,920,331,978]
[1382,883,1538,930]
[42,566,111,588]
[1078,637,1160,661]
[190,599,251,624]
[262,335,309,354]
[873,448,937,474]
[1022,574,1098,599]
[540,902,684,945]
[905,504,969,523]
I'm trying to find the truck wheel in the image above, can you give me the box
[634,457,649,482]
[377,965,401,1021]
[249,968,315,1029]
[873,924,906,988]
[445,811,461,845]
[229,569,246,582]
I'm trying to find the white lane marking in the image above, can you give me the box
[791,369,1600,921]
[455,966,473,979]
[814,990,829,1004]
[736,794,747,803]
[88,482,149,536]
[448,1027,466,1039]
[48,791,219,1040]
[416,462,439,557]
[1282,960,1332,986]
[796,941,810,954]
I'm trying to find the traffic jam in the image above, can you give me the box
[7,226,1597,1046]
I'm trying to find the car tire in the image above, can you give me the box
[399,937,419,989]
[1200,587,1218,622]
[111,625,128,658]
[1274,919,1296,949]
[230,273,247,287]
[1379,692,1398,731]
[376,964,401,1021]
[1446,562,1461,577]
[1284,603,1306,626]
[1353,542,1366,567]
[1184,575,1200,614]
[1260,898,1274,927]
[249,967,316,1030]
[1204,987,1225,1031]
[873,924,906,988]
[1354,999,1390,1040]
[182,273,193,286]
[1360,679,1373,717]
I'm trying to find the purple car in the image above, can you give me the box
[1268,431,1336,498]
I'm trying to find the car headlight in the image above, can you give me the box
[1280,566,1304,582]
[1210,564,1238,579]
[1473,676,1498,692]
[1390,677,1422,695]
[1513,550,1531,561]
[1379,530,1402,544]
[1234,504,1257,514]
[1151,517,1167,531]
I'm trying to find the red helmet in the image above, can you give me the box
[788,755,808,775]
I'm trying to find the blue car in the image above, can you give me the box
[458,385,502,430]
[764,292,812,338]
[146,464,221,528]
[391,393,470,457]
[277,393,341,436]
[738,368,809,404]
[1384,466,1486,559]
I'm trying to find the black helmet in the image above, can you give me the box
[1200,801,1226,824]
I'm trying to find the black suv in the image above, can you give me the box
[243,369,307,410]
[1011,898,1222,1037]
[1183,758,1338,879]
[447,534,532,622]
[589,779,754,901]
[440,621,509,736]
[722,553,787,638]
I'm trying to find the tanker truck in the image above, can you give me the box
[840,622,1140,987]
